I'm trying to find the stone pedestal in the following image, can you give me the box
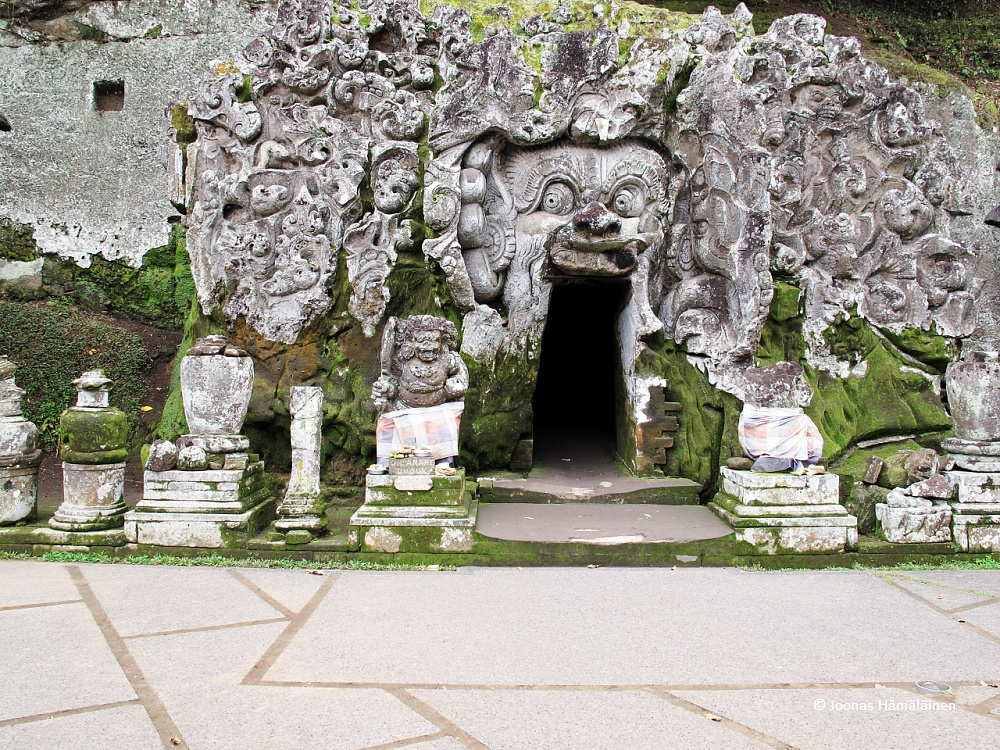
[124,460,274,548]
[50,462,127,531]
[0,357,42,525]
[946,469,1000,552]
[50,371,128,532]
[0,463,40,525]
[350,465,477,554]
[275,387,326,537]
[709,468,857,554]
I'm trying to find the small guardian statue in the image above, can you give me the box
[372,316,469,466]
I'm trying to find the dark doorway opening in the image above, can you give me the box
[532,281,626,465]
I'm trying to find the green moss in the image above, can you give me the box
[879,325,957,373]
[0,219,37,262]
[170,103,197,147]
[144,23,163,39]
[0,301,152,450]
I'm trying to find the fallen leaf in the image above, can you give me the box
[305,569,323,576]
[934,596,943,599]
[704,713,722,722]
[874,684,886,689]
[958,619,966,623]
[140,405,153,412]
[171,739,181,746]
[87,348,95,355]
[587,564,600,569]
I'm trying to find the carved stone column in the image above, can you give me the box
[0,357,41,526]
[50,371,127,531]
[275,386,327,542]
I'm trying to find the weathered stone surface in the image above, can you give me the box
[145,439,178,472]
[276,385,326,533]
[946,353,1000,441]
[0,357,39,525]
[50,461,127,531]
[0,0,276,265]
[876,488,953,543]
[845,482,887,535]
[720,468,839,506]
[947,470,1000,505]
[180,336,253,436]
[177,444,208,471]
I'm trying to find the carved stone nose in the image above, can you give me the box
[573,201,621,236]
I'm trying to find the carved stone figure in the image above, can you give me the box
[372,315,468,464]
[736,362,824,474]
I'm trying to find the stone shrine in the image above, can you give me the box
[124,336,275,548]
[49,371,128,532]
[942,353,1000,552]
[351,314,476,553]
[0,357,40,526]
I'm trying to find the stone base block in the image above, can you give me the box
[875,503,953,544]
[951,505,1000,552]
[946,470,1000,504]
[720,467,839,506]
[0,465,37,525]
[352,472,477,553]
[364,470,468,507]
[356,525,475,554]
[0,524,125,547]
[710,498,857,554]
[50,462,126,531]
[124,498,275,548]
[124,461,274,548]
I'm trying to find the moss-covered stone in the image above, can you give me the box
[59,405,128,463]
[0,219,37,262]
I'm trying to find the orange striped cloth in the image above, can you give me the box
[376,402,464,461]
[738,405,823,461]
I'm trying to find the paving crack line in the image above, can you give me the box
[384,687,491,750]
[227,568,296,618]
[875,574,1000,647]
[0,599,82,612]
[0,699,140,728]
[355,729,450,750]
[122,617,290,640]
[647,686,798,750]
[242,572,340,685]
[67,565,189,750]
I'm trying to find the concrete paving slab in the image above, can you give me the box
[890,575,996,610]
[78,564,285,637]
[269,569,1000,686]
[477,502,732,543]
[0,704,161,750]
[954,684,1000,706]
[127,622,438,750]
[0,603,135,721]
[230,567,328,614]
[888,570,1000,598]
[672,687,1000,750]
[411,688,770,750]
[955,601,1000,640]
[0,560,79,608]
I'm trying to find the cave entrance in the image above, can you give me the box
[531,280,628,471]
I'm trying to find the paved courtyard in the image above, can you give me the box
[1,560,999,749]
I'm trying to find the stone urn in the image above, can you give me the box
[180,335,254,436]
[945,351,1000,441]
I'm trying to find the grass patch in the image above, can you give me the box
[0,549,456,571]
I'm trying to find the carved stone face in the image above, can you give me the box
[495,141,669,277]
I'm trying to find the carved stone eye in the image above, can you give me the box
[611,184,645,217]
[540,182,575,215]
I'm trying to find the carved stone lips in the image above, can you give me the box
[546,231,649,276]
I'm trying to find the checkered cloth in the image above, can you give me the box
[376,401,464,460]
[738,405,823,461]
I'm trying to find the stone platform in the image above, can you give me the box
[476,503,732,544]
[124,461,275,548]
[709,468,858,554]
[947,470,1000,552]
